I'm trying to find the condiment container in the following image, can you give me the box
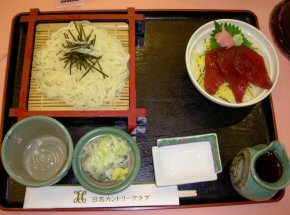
[230,141,290,201]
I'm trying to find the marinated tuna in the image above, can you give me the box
[204,49,225,95]
[234,46,272,89]
[204,45,272,103]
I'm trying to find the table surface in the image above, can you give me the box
[0,0,290,214]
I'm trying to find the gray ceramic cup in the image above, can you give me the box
[1,116,73,187]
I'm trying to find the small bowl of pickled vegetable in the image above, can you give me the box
[72,127,141,195]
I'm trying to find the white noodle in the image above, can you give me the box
[34,21,129,109]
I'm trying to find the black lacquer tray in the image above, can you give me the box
[0,9,283,210]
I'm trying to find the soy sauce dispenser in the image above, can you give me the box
[230,141,290,201]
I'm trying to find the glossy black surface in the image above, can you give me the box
[135,12,277,204]
[0,10,281,209]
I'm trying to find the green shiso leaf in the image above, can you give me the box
[209,21,253,50]
[242,36,253,48]
[224,22,242,36]
[209,21,222,50]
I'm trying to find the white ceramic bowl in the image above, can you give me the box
[185,19,279,108]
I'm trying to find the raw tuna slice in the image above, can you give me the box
[204,49,225,95]
[216,47,249,103]
[225,72,249,103]
[234,45,272,89]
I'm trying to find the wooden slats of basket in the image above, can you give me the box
[28,22,130,111]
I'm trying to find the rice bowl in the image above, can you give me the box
[185,19,279,107]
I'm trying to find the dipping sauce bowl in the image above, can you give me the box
[72,127,141,195]
[1,116,73,187]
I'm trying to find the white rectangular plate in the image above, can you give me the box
[152,141,217,186]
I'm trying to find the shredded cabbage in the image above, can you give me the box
[82,134,130,182]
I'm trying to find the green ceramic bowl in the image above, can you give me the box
[72,127,141,195]
[1,116,73,187]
